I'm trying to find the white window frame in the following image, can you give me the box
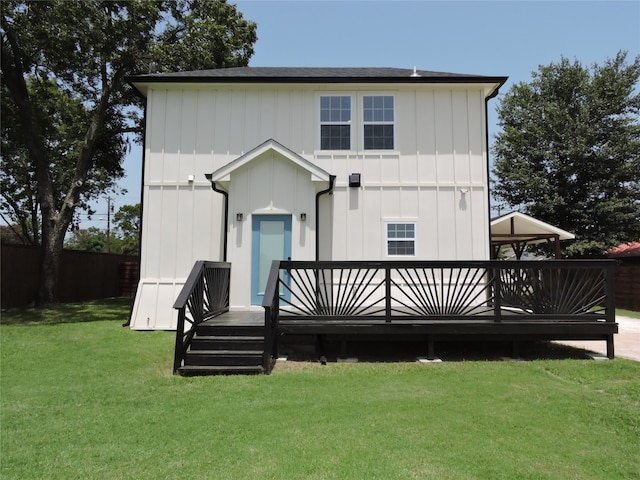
[385,221,417,257]
[318,94,353,151]
[362,94,395,151]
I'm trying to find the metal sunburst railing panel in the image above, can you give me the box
[389,266,496,317]
[499,266,607,316]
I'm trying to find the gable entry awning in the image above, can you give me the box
[490,211,575,259]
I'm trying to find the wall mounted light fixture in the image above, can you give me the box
[236,213,243,221]
[459,188,469,195]
[349,173,361,187]
[300,213,307,221]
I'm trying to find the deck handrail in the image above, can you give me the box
[173,261,231,373]
[262,259,616,324]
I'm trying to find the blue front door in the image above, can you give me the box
[251,215,292,305]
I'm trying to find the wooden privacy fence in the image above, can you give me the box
[614,264,640,311]
[1,244,139,309]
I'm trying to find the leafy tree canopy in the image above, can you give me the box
[113,203,140,255]
[65,203,140,255]
[492,51,640,257]
[1,0,257,305]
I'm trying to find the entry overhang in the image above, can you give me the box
[207,139,332,189]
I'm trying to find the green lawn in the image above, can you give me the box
[1,299,639,479]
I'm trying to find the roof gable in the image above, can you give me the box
[208,139,331,185]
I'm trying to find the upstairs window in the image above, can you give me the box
[386,222,416,256]
[363,95,394,150]
[320,96,351,150]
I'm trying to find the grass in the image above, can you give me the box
[1,300,639,479]
[617,308,640,320]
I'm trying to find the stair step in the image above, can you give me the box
[191,335,264,350]
[196,325,265,336]
[184,350,263,366]
[178,365,265,376]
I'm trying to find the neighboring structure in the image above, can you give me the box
[490,211,575,259]
[127,67,507,329]
[607,242,640,311]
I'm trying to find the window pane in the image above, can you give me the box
[364,125,394,150]
[321,125,350,150]
[388,241,415,256]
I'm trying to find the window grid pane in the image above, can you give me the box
[388,241,415,256]
[364,125,394,150]
[320,96,351,123]
[321,125,350,150]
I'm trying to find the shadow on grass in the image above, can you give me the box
[0,297,134,326]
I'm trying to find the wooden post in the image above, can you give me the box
[385,265,392,323]
[493,266,502,322]
[173,307,186,374]
[606,334,615,360]
[427,335,435,360]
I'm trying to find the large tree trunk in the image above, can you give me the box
[36,224,66,306]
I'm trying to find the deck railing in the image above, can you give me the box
[262,260,616,323]
[173,261,230,373]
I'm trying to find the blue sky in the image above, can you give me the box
[86,0,639,227]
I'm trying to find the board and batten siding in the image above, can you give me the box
[131,83,491,329]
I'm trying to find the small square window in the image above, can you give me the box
[386,223,416,256]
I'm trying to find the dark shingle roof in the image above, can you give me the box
[129,66,507,86]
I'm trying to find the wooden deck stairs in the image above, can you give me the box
[178,322,266,375]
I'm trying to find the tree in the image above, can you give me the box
[1,0,257,305]
[65,227,109,253]
[113,203,140,255]
[492,52,640,257]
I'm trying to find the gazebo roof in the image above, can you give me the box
[490,211,575,259]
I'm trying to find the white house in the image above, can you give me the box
[127,67,507,330]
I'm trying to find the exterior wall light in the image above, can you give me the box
[349,173,361,187]
[236,213,243,221]
[300,213,307,221]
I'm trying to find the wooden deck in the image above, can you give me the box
[173,260,618,374]
[200,309,617,359]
